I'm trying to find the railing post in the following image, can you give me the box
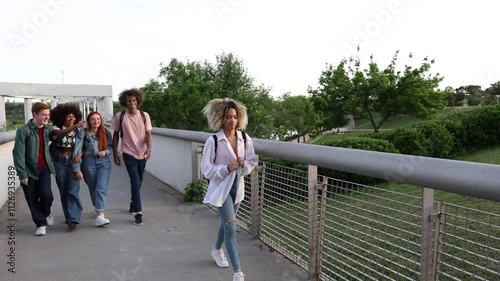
[194,143,203,182]
[308,165,319,281]
[421,187,435,281]
[250,165,262,239]
[316,176,328,280]
[433,202,446,280]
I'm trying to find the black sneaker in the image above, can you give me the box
[129,202,133,214]
[134,213,143,226]
[67,221,77,231]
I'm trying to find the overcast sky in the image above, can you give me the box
[1,0,499,100]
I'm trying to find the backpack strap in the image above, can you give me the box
[25,124,30,139]
[119,111,125,138]
[25,123,53,139]
[140,110,146,124]
[212,132,247,162]
[241,131,247,148]
[212,134,218,162]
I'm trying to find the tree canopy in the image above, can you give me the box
[140,52,276,138]
[310,51,447,133]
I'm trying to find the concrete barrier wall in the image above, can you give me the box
[0,140,17,209]
[143,134,202,193]
[0,130,203,209]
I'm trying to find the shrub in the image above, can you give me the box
[455,106,500,148]
[378,120,454,158]
[322,137,399,153]
[440,118,468,156]
[183,181,205,203]
[259,156,307,171]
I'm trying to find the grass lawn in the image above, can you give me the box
[353,113,422,130]
[260,145,500,280]
[378,145,500,213]
[312,107,476,145]
[311,130,373,144]
[264,107,499,279]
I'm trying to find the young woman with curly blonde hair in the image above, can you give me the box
[201,98,258,281]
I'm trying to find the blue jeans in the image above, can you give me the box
[54,155,82,223]
[82,155,112,212]
[123,153,147,213]
[215,179,241,270]
[22,166,53,227]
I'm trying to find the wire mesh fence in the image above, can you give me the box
[199,160,500,280]
[318,177,422,281]
[435,203,500,280]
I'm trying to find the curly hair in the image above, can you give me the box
[50,103,83,128]
[118,88,144,107]
[202,98,248,131]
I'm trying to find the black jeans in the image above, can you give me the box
[22,166,54,227]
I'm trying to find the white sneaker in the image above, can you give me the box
[46,215,54,227]
[95,215,110,227]
[211,247,229,268]
[35,226,46,236]
[233,272,245,281]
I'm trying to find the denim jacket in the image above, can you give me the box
[72,128,113,172]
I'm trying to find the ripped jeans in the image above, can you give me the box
[215,178,241,270]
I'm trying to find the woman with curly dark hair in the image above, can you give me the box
[50,103,84,231]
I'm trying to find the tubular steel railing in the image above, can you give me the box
[200,160,500,281]
[4,128,499,280]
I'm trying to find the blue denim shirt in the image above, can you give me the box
[72,128,113,172]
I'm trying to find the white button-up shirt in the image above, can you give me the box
[201,130,258,207]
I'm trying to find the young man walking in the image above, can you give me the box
[12,102,57,236]
[110,88,152,226]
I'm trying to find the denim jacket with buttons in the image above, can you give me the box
[72,128,113,172]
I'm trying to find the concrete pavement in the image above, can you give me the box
[0,158,308,281]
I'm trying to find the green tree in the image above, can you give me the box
[208,52,275,138]
[485,81,500,96]
[451,87,466,106]
[444,86,458,107]
[457,85,483,106]
[165,59,211,131]
[483,81,500,105]
[4,101,25,130]
[141,79,169,127]
[274,93,320,142]
[239,86,276,139]
[311,51,446,133]
[140,52,276,138]
[309,60,352,131]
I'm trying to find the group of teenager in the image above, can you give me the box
[12,88,152,234]
[13,89,257,281]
